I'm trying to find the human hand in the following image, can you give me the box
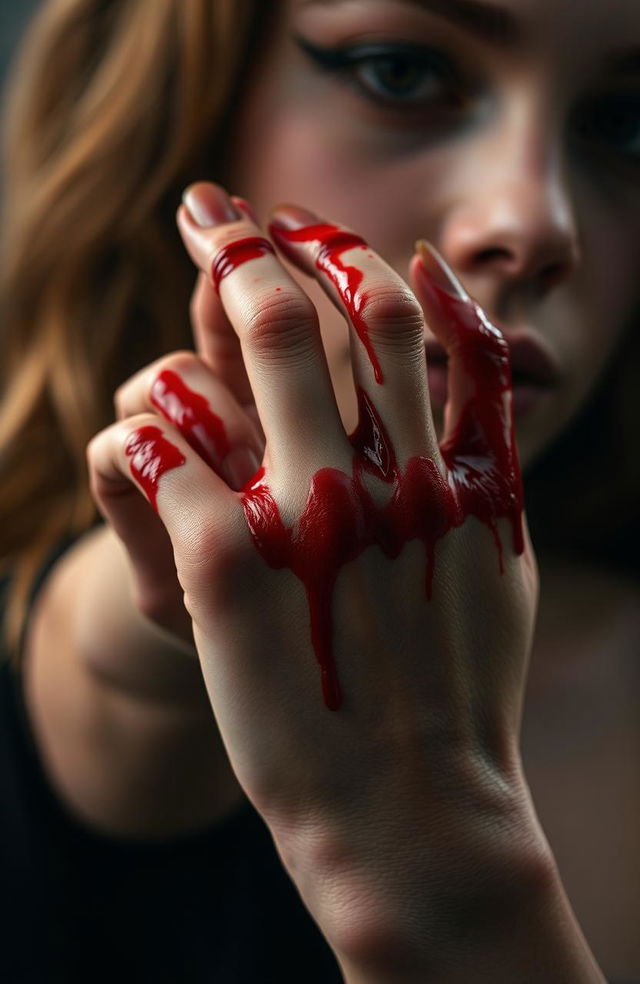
[87,182,542,972]
[90,192,264,646]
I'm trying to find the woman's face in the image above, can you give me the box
[225,0,640,468]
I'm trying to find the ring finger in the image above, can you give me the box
[115,350,263,491]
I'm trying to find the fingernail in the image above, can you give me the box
[415,240,468,302]
[223,447,261,491]
[182,183,241,227]
[269,204,320,231]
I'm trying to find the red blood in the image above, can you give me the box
[125,425,186,512]
[431,284,525,565]
[240,272,524,712]
[211,236,276,291]
[349,385,398,483]
[269,222,384,384]
[150,369,229,471]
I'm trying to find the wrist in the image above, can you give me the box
[271,761,603,984]
[336,850,604,984]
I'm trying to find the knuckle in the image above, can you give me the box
[362,286,425,341]
[243,290,319,356]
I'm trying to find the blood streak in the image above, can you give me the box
[150,369,229,471]
[211,236,276,291]
[125,425,186,512]
[269,223,384,385]
[201,230,523,711]
[432,283,525,565]
[241,278,524,711]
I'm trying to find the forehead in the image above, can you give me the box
[294,0,640,64]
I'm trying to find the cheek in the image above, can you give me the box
[577,214,640,381]
[227,101,437,260]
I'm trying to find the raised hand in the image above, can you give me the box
[87,183,544,976]
[94,191,264,644]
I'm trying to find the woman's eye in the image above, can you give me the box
[353,53,449,104]
[575,93,640,159]
[296,38,463,110]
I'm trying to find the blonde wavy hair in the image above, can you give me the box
[0,0,266,655]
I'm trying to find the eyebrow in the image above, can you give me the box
[302,0,525,48]
[303,1,640,74]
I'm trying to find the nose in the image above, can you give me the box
[438,138,581,305]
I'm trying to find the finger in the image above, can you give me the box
[409,241,513,447]
[268,206,439,470]
[190,270,256,409]
[410,242,524,561]
[182,184,256,409]
[177,184,347,476]
[115,351,262,491]
[87,413,238,599]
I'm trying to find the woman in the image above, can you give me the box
[0,0,638,981]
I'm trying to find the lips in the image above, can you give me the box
[424,325,561,416]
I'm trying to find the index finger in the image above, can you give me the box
[182,184,255,407]
[189,269,255,407]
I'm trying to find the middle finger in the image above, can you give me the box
[268,205,441,470]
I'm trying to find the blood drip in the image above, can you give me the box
[432,283,525,564]
[150,369,229,471]
[240,283,523,711]
[269,223,384,384]
[183,231,524,712]
[211,236,276,291]
[125,425,186,512]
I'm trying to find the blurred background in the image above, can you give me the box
[1,0,41,93]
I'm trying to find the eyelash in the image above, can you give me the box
[295,37,465,112]
[296,36,640,164]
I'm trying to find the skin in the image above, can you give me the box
[22,0,640,980]
[225,0,640,465]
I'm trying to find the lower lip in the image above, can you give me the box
[426,363,552,418]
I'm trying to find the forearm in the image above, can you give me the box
[67,524,209,707]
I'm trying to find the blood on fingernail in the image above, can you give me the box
[125,425,186,512]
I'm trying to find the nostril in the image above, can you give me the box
[476,247,511,264]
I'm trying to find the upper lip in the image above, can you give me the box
[425,321,561,388]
